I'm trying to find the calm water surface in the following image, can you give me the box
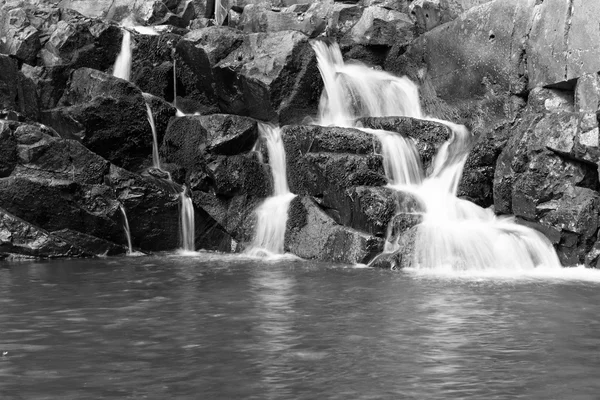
[1,254,600,399]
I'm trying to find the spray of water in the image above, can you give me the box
[312,41,561,271]
[246,124,296,257]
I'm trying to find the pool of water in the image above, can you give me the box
[1,253,600,399]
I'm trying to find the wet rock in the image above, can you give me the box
[0,176,124,244]
[51,228,126,256]
[161,114,262,186]
[211,153,272,198]
[0,207,88,259]
[357,116,452,170]
[0,121,19,178]
[368,251,401,269]
[285,196,383,264]
[213,30,321,124]
[173,26,243,114]
[42,68,171,172]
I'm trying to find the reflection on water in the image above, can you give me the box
[1,255,600,399]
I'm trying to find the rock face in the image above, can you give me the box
[0,55,40,120]
[213,31,321,124]
[494,111,600,264]
[409,0,493,33]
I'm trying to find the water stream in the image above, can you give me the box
[118,204,133,254]
[246,124,296,256]
[113,29,132,81]
[312,41,561,270]
[180,189,196,252]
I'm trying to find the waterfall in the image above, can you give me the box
[312,41,561,270]
[113,29,132,81]
[180,189,195,252]
[246,124,296,256]
[119,204,133,255]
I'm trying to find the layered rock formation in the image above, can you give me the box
[1,0,599,267]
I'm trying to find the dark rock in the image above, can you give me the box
[51,228,126,256]
[0,55,40,121]
[368,251,401,269]
[42,68,162,172]
[200,113,259,155]
[0,207,88,259]
[211,154,272,198]
[0,121,18,178]
[285,195,383,264]
[172,26,243,114]
[213,30,321,124]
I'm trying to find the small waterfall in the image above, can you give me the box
[180,189,195,252]
[172,57,185,117]
[144,101,162,169]
[313,41,561,270]
[113,29,132,81]
[246,124,296,256]
[119,204,133,254]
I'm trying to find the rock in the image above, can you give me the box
[368,251,401,269]
[0,176,124,244]
[526,87,575,114]
[211,153,272,197]
[42,68,174,172]
[357,116,452,171]
[0,55,40,120]
[213,30,321,124]
[360,0,411,13]
[527,0,600,89]
[285,196,383,264]
[282,125,386,197]
[342,6,413,47]
[161,113,263,185]
[409,0,493,33]
[0,6,41,65]
[58,0,196,27]
[51,228,126,256]
[0,207,88,259]
[173,26,243,114]
[0,121,19,178]
[239,4,326,38]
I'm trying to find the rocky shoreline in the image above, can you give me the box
[1,0,599,267]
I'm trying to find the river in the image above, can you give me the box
[1,254,600,399]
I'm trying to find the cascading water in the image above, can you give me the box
[113,29,132,81]
[119,204,134,255]
[312,41,561,270]
[180,189,195,252]
[246,124,296,256]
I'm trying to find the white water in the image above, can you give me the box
[180,190,195,252]
[119,204,133,255]
[246,124,296,257]
[113,29,132,81]
[144,101,162,169]
[313,41,561,271]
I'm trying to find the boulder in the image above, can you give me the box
[213,30,321,124]
[0,207,88,259]
[51,228,126,256]
[42,68,175,172]
[211,153,272,197]
[0,6,41,65]
[285,196,383,264]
